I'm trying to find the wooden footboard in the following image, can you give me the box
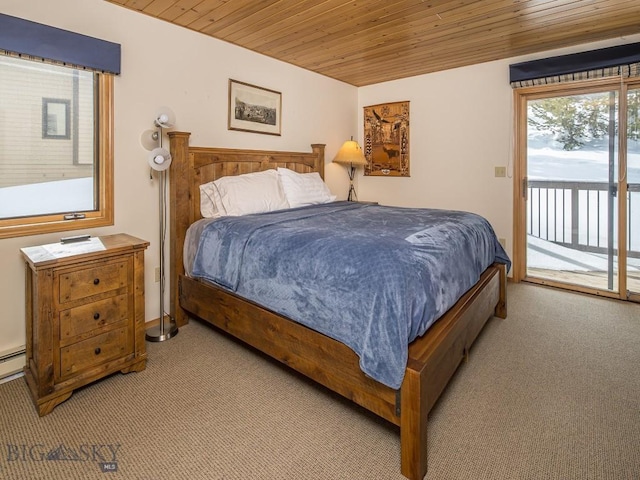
[168,131,507,480]
[178,263,505,480]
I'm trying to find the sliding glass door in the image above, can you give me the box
[515,79,639,302]
[525,89,620,293]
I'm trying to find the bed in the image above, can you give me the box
[167,131,508,480]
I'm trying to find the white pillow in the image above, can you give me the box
[199,169,289,217]
[199,182,221,218]
[277,167,336,207]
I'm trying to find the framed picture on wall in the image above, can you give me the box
[228,79,282,135]
[363,101,410,176]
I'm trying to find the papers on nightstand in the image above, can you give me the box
[42,237,106,258]
[23,237,107,261]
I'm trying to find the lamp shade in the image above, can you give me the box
[148,147,172,171]
[332,140,368,166]
[154,107,176,129]
[140,129,159,151]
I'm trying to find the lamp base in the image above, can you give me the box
[145,317,178,342]
[347,183,357,201]
[347,166,358,201]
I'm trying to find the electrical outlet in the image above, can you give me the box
[154,267,160,283]
[494,166,506,177]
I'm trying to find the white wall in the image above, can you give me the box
[356,60,515,254]
[356,33,640,265]
[0,0,356,363]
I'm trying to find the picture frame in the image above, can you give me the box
[42,98,70,140]
[363,101,410,176]
[228,79,282,135]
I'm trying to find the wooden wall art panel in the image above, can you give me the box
[364,101,410,177]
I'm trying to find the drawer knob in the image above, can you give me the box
[93,313,100,320]
[94,347,101,355]
[93,278,100,285]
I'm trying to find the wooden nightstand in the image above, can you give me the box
[21,234,149,416]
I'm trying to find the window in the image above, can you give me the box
[0,55,114,238]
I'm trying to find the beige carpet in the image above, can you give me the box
[1,283,639,480]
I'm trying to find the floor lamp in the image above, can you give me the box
[140,107,179,342]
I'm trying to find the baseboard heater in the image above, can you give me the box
[0,346,26,381]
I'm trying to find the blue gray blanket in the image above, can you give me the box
[192,202,510,389]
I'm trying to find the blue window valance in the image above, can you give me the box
[0,13,120,74]
[509,42,640,88]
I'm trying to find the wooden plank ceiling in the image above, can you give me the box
[106,0,640,86]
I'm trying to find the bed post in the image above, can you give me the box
[495,262,507,319]
[311,144,325,178]
[400,367,428,480]
[168,131,192,327]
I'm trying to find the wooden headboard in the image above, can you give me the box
[167,131,326,326]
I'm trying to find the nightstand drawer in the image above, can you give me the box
[59,293,129,342]
[60,326,131,377]
[59,260,128,303]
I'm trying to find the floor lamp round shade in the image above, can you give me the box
[148,147,172,171]
[154,107,176,129]
[140,129,159,151]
